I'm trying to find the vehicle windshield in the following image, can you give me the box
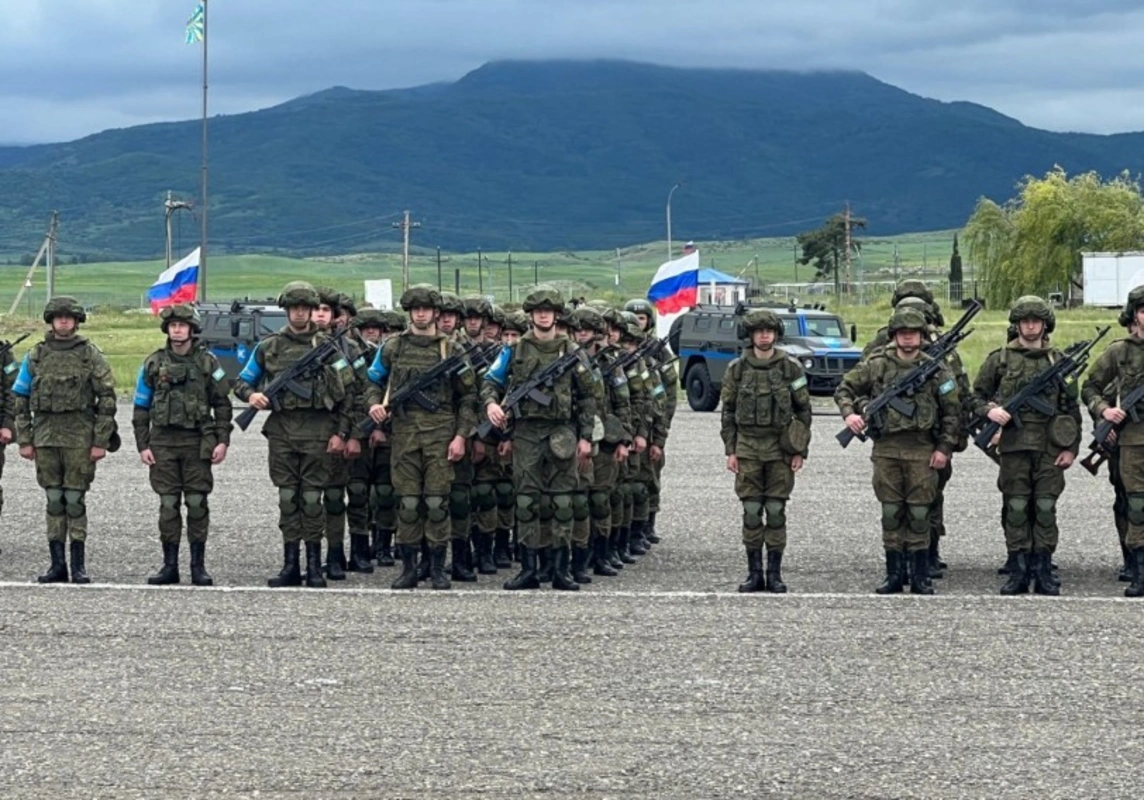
[804,317,844,338]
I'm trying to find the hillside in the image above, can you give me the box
[2,59,1143,259]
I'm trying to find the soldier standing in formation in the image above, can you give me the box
[721,309,811,593]
[234,281,354,589]
[132,304,233,586]
[13,296,118,584]
[973,297,1081,596]
[835,307,960,595]
[0,330,16,556]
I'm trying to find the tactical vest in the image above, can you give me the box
[996,347,1060,425]
[1108,339,1144,414]
[730,356,795,430]
[867,354,939,434]
[261,331,346,411]
[508,336,574,422]
[29,340,96,414]
[386,333,455,413]
[147,349,213,430]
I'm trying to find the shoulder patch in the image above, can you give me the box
[939,378,956,395]
[3,362,16,375]
[353,356,367,370]
[212,367,227,382]
[790,375,808,391]
[333,358,349,372]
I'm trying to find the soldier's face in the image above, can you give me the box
[484,323,501,340]
[636,313,651,331]
[360,326,383,343]
[1135,308,1144,334]
[410,306,437,331]
[167,321,192,344]
[313,304,334,330]
[287,306,312,329]
[575,328,595,346]
[502,330,521,345]
[895,330,922,352]
[1019,318,1044,341]
[608,326,621,345]
[751,329,776,350]
[51,315,77,337]
[438,312,459,334]
[337,311,352,329]
[465,316,484,337]
[531,309,555,331]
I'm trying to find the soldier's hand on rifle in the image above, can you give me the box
[1106,429,1119,446]
[576,438,591,468]
[791,455,805,473]
[139,448,156,466]
[90,446,106,463]
[986,406,1011,426]
[844,414,866,435]
[726,454,739,474]
[0,427,11,445]
[615,443,630,462]
[486,402,507,429]
[447,434,466,462]
[343,437,362,459]
[650,444,664,463]
[327,434,345,455]
[368,403,388,424]
[929,450,948,470]
[1103,407,1127,425]
[211,443,228,465]
[369,428,387,448]
[498,440,513,458]
[634,435,647,453]
[19,445,34,461]
[1055,450,1075,469]
[249,392,270,410]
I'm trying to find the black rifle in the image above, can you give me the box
[477,346,590,439]
[236,328,349,431]
[836,311,977,448]
[360,345,477,436]
[0,332,30,360]
[1081,379,1144,475]
[466,341,503,374]
[971,326,1109,458]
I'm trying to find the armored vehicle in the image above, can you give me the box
[670,302,861,411]
[197,300,286,378]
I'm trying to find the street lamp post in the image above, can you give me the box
[666,182,682,262]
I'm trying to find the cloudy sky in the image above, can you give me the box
[4,0,1144,144]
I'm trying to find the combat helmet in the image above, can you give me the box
[352,309,387,331]
[887,307,929,335]
[438,291,464,316]
[1009,295,1056,334]
[462,295,492,319]
[384,310,408,331]
[337,293,357,317]
[568,307,605,334]
[314,286,342,314]
[503,310,529,334]
[623,298,656,320]
[739,308,785,338]
[891,280,934,308]
[400,284,441,312]
[487,305,506,328]
[522,288,565,313]
[159,303,202,334]
[601,307,626,331]
[277,281,319,310]
[1120,285,1144,328]
[43,295,86,325]
[894,296,935,325]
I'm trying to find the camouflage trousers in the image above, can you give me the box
[650,450,665,513]
[997,450,1065,554]
[512,421,578,550]
[35,446,96,543]
[871,456,938,553]
[629,449,654,523]
[450,452,474,543]
[734,457,795,552]
[323,454,351,547]
[1115,445,1144,550]
[588,447,619,548]
[1108,447,1129,548]
[267,437,331,544]
[930,461,953,541]
[472,447,505,537]
[363,444,396,534]
[390,423,455,547]
[572,460,593,548]
[148,443,214,545]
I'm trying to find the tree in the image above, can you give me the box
[949,234,963,303]
[796,212,865,289]
[963,167,1144,307]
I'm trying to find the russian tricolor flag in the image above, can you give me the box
[647,250,700,314]
[148,247,200,313]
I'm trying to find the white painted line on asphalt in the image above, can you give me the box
[1,580,1142,604]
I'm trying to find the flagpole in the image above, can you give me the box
[199,0,209,302]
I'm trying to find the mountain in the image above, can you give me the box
[2,59,1143,259]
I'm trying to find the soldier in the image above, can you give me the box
[438,292,464,338]
[484,306,505,342]
[234,281,354,589]
[462,295,490,341]
[973,296,1081,596]
[351,309,396,566]
[132,304,232,586]
[483,288,597,591]
[620,311,664,557]
[721,309,811,593]
[492,311,529,566]
[602,308,643,570]
[13,296,118,584]
[365,285,479,590]
[835,307,960,595]
[0,331,16,556]
[1082,287,1144,596]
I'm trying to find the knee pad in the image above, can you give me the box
[742,499,764,530]
[159,493,182,521]
[449,485,470,517]
[553,494,575,523]
[372,484,397,512]
[630,482,649,501]
[300,490,324,519]
[880,502,903,532]
[323,487,346,515]
[425,495,449,523]
[184,493,209,521]
[1034,496,1057,528]
[763,499,787,530]
[1127,494,1144,526]
[472,483,497,513]
[63,490,86,519]
[589,491,612,521]
[278,487,299,516]
[495,481,515,510]
[609,491,623,513]
[346,480,370,511]
[1004,496,1029,528]
[397,496,421,525]
[538,494,556,522]
[906,504,930,535]
[45,488,66,517]
[516,494,539,523]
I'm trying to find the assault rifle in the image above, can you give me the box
[236,328,349,431]
[476,346,590,439]
[0,332,30,359]
[466,340,503,374]
[1080,379,1144,475]
[602,335,677,380]
[836,307,977,448]
[359,344,479,436]
[971,326,1110,458]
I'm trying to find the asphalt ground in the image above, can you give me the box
[2,404,1144,798]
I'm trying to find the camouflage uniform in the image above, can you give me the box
[132,304,233,586]
[973,296,1081,596]
[0,332,17,555]
[13,296,118,584]
[492,311,530,565]
[234,281,354,589]
[835,307,960,595]
[720,310,811,593]
[354,309,398,566]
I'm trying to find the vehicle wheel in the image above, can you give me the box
[686,363,720,412]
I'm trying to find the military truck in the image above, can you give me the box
[197,300,286,378]
[669,302,861,411]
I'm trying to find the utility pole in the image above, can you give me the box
[392,210,421,292]
[893,243,901,282]
[436,246,442,290]
[477,248,483,294]
[843,202,852,297]
[793,241,799,283]
[7,213,56,317]
[615,247,623,289]
[164,191,194,269]
[46,210,59,299]
[534,260,539,285]
[666,182,682,262]
[507,251,513,299]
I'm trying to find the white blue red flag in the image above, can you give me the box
[148,247,200,313]
[647,250,700,314]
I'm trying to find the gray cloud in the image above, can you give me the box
[2,0,1144,142]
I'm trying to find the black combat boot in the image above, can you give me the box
[1126,549,1144,598]
[593,535,619,576]
[1119,543,1134,582]
[37,541,68,584]
[738,549,765,593]
[618,526,637,564]
[474,531,498,575]
[504,548,541,591]
[998,552,1030,595]
[391,545,418,590]
[875,550,904,595]
[325,543,347,581]
[268,542,302,588]
[305,541,328,589]
[606,533,625,570]
[997,552,1018,575]
[551,546,580,591]
[415,540,431,582]
[629,520,649,556]
[69,541,91,585]
[645,511,661,544]
[908,549,933,595]
[493,528,513,568]
[570,545,592,585]
[347,533,374,574]
[766,549,788,594]
[1031,552,1059,596]
[148,541,180,585]
[536,548,554,583]
[189,541,214,587]
[450,538,477,582]
[928,534,944,580]
[429,545,451,590]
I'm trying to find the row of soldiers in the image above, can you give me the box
[0,284,678,590]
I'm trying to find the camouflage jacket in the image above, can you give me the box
[720,347,812,461]
[132,341,233,451]
[1082,336,1144,447]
